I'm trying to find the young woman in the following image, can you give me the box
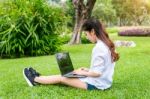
[23,18,119,90]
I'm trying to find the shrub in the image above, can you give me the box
[59,33,91,44]
[118,27,150,36]
[0,0,66,58]
[81,33,91,44]
[59,33,70,44]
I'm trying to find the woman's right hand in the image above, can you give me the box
[78,67,89,72]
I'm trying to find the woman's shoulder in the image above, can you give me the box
[93,45,108,55]
[96,41,109,51]
[92,41,109,55]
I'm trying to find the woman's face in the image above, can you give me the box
[84,30,97,43]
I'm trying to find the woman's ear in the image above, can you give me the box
[91,29,95,35]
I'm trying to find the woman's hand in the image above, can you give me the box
[73,68,101,77]
[73,69,88,76]
[77,67,89,72]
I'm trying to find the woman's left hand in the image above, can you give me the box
[73,69,88,76]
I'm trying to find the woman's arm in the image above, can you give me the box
[73,69,101,77]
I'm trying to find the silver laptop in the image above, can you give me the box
[55,52,86,78]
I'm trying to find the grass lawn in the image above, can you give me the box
[0,34,150,99]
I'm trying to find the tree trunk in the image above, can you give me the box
[68,0,96,45]
[69,9,84,44]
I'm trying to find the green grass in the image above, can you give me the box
[106,27,119,34]
[0,34,150,99]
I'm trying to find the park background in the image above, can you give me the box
[0,0,150,98]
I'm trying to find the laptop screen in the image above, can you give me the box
[55,52,74,75]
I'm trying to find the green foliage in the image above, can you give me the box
[59,33,91,44]
[92,0,150,26]
[81,33,91,44]
[112,0,150,25]
[65,0,75,28]
[0,0,66,58]
[92,0,117,26]
[59,34,70,44]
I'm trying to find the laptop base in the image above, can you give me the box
[63,72,86,78]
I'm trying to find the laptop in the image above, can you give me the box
[55,52,86,78]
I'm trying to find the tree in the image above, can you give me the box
[65,0,75,28]
[112,0,150,26]
[92,0,117,26]
[69,0,96,44]
[112,0,127,26]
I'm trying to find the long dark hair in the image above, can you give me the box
[82,19,119,62]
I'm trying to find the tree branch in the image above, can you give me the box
[86,0,96,18]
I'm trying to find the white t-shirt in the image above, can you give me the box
[79,40,115,90]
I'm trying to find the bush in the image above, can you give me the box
[59,33,91,44]
[81,33,91,44]
[0,0,66,58]
[59,33,70,44]
[118,27,150,36]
